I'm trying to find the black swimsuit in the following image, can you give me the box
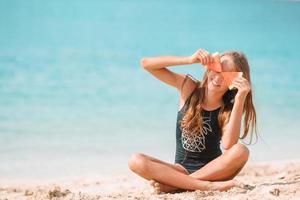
[174,89,223,174]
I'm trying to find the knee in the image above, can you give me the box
[228,143,249,163]
[128,153,148,174]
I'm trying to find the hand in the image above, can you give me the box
[189,49,213,65]
[231,76,251,100]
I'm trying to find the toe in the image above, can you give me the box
[155,188,161,194]
[232,179,242,187]
[149,180,155,186]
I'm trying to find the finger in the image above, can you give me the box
[231,80,243,87]
[196,54,204,64]
[201,52,209,64]
[208,54,214,63]
[198,51,207,64]
[203,49,210,59]
[197,49,205,55]
[230,82,242,89]
[235,76,246,81]
[232,78,244,84]
[233,81,250,91]
[233,77,248,84]
[197,48,203,53]
[203,51,211,65]
[204,51,211,64]
[235,79,250,88]
[202,49,210,56]
[199,48,209,53]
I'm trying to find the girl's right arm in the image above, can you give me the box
[140,56,192,92]
[140,49,212,92]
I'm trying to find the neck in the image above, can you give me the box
[203,88,223,109]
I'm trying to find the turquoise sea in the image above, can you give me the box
[0,0,300,180]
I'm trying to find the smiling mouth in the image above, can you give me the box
[212,80,221,87]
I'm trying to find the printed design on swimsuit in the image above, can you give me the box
[181,116,212,152]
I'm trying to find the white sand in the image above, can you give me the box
[1,160,300,200]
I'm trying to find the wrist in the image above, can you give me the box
[186,56,193,64]
[235,93,247,102]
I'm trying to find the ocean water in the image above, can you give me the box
[0,0,300,180]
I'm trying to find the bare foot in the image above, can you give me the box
[211,179,239,191]
[149,180,181,194]
[149,179,239,193]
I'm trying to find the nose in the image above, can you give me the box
[213,73,223,83]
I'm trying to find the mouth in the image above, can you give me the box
[212,80,221,87]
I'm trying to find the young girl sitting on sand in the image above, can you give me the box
[128,48,257,193]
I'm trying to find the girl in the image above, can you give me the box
[128,49,257,193]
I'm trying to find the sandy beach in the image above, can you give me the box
[1,0,300,199]
[1,160,299,200]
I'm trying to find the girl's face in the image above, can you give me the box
[207,55,237,93]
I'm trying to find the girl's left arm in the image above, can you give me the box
[221,77,251,150]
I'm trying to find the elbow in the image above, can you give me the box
[222,143,232,150]
[222,140,238,150]
[140,58,149,69]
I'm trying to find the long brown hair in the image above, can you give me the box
[180,51,258,144]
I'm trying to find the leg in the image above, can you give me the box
[131,154,190,193]
[190,143,249,181]
[151,143,249,193]
[129,153,189,174]
[131,154,189,193]
[128,153,236,192]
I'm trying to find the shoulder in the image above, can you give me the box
[179,74,199,103]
